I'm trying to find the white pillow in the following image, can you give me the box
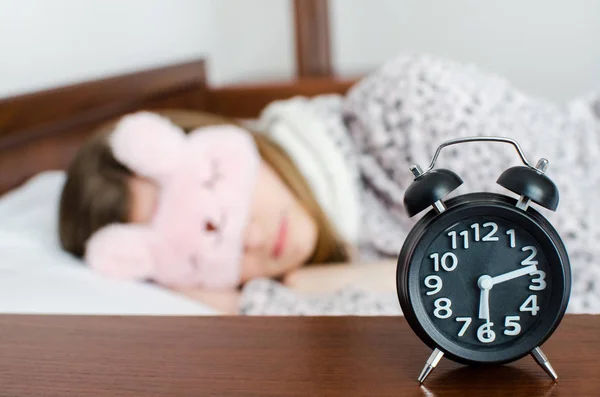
[0,171,218,315]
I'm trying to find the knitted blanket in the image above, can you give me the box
[239,54,600,315]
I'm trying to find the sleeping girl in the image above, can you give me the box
[59,109,356,301]
[58,54,600,314]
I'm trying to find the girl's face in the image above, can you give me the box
[129,159,318,285]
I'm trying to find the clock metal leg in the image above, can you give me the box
[417,348,444,383]
[531,347,558,381]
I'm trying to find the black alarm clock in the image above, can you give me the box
[396,136,571,383]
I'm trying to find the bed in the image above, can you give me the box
[0,1,361,315]
[4,2,598,317]
[0,66,359,315]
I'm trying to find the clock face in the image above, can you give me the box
[398,193,571,365]
[418,216,550,350]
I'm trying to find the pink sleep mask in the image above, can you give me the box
[84,111,260,289]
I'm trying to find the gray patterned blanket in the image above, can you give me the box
[239,54,600,316]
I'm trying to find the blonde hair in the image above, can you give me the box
[59,109,349,264]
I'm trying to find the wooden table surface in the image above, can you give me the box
[0,314,597,396]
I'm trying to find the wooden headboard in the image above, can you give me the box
[0,0,357,195]
[0,60,356,195]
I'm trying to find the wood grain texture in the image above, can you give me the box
[0,60,207,195]
[294,0,332,78]
[0,314,596,396]
[207,77,358,119]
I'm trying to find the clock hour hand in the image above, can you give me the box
[490,265,538,286]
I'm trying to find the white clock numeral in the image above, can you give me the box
[519,295,540,316]
[448,222,501,249]
[459,230,469,249]
[481,222,499,241]
[529,270,547,291]
[506,229,516,248]
[424,275,443,295]
[470,223,480,242]
[504,315,521,336]
[447,222,504,250]
[430,252,458,272]
[521,246,539,266]
[477,322,496,343]
[447,231,457,249]
[456,317,472,337]
[433,298,452,319]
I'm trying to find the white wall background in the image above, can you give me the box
[209,0,294,85]
[0,0,213,98]
[0,0,293,99]
[331,0,600,102]
[1,0,599,102]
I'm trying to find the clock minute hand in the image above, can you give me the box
[490,265,538,286]
[478,287,490,322]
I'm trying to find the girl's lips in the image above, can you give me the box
[272,215,288,258]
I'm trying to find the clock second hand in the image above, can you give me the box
[477,264,538,322]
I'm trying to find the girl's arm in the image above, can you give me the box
[172,260,397,312]
[283,259,397,294]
